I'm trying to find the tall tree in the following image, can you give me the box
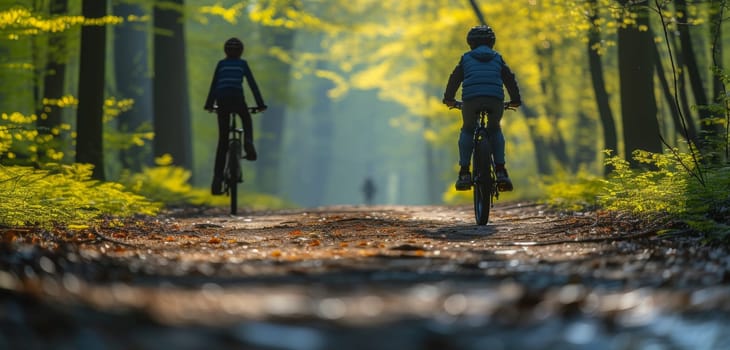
[587,0,618,173]
[76,0,107,180]
[114,0,153,171]
[652,35,698,145]
[37,0,68,163]
[537,46,571,169]
[617,2,662,165]
[709,0,727,160]
[153,0,192,170]
[306,62,335,206]
[256,20,296,195]
[675,0,715,150]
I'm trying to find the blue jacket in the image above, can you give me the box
[443,45,521,103]
[204,58,266,109]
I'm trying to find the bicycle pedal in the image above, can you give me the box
[455,183,472,191]
[497,183,513,192]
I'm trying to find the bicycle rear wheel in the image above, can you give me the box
[226,139,242,215]
[472,130,493,225]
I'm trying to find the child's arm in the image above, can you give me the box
[443,58,464,105]
[501,61,521,105]
[243,61,266,109]
[204,62,221,110]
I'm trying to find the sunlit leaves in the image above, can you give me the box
[0,6,123,39]
[198,3,246,24]
[103,97,135,123]
[0,164,160,228]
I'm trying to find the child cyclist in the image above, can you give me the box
[442,25,521,192]
[205,37,267,195]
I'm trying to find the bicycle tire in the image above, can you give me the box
[472,129,492,225]
[226,139,241,215]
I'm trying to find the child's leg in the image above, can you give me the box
[214,111,230,180]
[239,108,254,144]
[237,107,256,160]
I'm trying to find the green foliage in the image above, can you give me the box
[0,163,160,228]
[539,169,605,211]
[117,154,197,206]
[543,149,730,238]
[118,155,292,210]
[600,150,694,215]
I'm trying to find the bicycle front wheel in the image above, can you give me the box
[472,130,493,225]
[226,140,242,215]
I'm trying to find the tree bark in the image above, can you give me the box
[537,46,571,170]
[153,0,192,170]
[617,3,662,165]
[587,0,618,174]
[256,28,295,195]
[652,37,697,144]
[37,0,68,164]
[307,62,334,206]
[675,0,715,150]
[522,105,553,175]
[114,0,153,171]
[709,0,727,160]
[76,0,107,180]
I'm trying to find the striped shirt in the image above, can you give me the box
[204,57,265,109]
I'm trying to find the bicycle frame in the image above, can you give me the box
[451,100,514,225]
[223,111,243,215]
[220,107,259,216]
[471,109,498,225]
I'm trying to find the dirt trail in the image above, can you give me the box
[2,203,730,349]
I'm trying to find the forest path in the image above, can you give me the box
[2,203,730,349]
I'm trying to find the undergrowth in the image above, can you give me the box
[118,155,290,211]
[541,150,730,239]
[0,163,161,228]
[1,105,289,229]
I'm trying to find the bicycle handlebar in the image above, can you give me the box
[207,106,266,114]
[448,101,518,111]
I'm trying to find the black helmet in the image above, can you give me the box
[224,37,244,57]
[466,25,496,49]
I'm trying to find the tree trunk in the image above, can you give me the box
[537,46,571,170]
[675,0,715,150]
[256,28,295,195]
[522,105,553,175]
[617,3,662,165]
[709,0,727,160]
[587,0,617,174]
[307,62,334,206]
[37,0,68,164]
[651,35,698,145]
[76,0,107,180]
[424,118,439,204]
[114,0,153,171]
[153,0,192,170]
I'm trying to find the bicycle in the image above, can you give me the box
[216,106,260,216]
[451,101,516,225]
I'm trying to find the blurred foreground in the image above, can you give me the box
[1,204,729,349]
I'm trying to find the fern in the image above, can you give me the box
[542,149,730,239]
[0,164,160,228]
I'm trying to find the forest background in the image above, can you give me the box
[1,0,729,224]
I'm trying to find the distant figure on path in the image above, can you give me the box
[361,177,376,206]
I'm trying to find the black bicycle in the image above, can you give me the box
[221,107,260,216]
[452,101,515,225]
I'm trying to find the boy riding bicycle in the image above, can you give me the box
[442,25,521,192]
[204,37,267,195]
